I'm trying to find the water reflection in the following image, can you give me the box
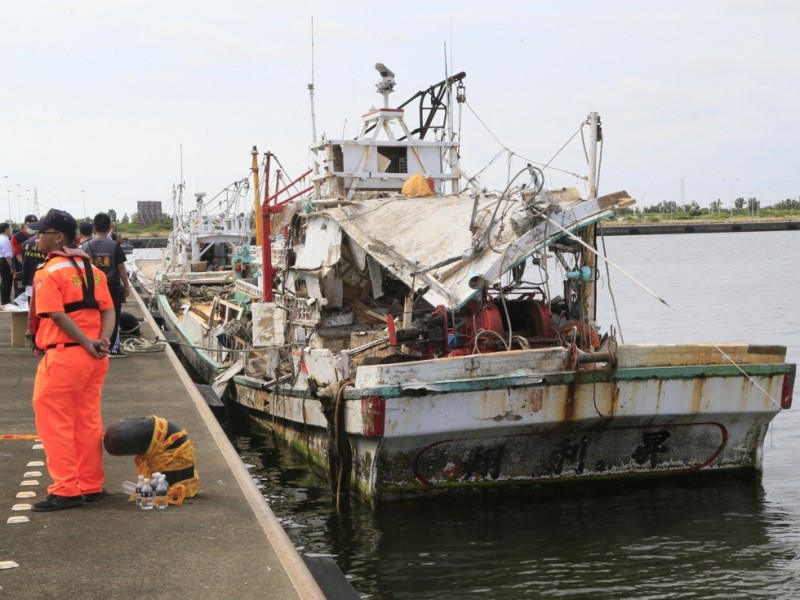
[224,405,800,599]
[222,232,800,599]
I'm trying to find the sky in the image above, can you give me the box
[1,0,798,223]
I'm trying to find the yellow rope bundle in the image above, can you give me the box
[134,416,199,505]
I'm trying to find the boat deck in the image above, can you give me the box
[0,297,326,599]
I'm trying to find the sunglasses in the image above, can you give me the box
[37,230,61,235]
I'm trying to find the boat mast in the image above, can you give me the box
[252,146,263,246]
[308,16,318,145]
[581,112,600,329]
[169,183,183,269]
[190,192,206,264]
[308,17,320,198]
[444,48,452,195]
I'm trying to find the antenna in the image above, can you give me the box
[308,16,318,144]
[449,16,454,79]
[444,43,453,140]
[180,143,184,187]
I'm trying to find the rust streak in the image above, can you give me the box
[690,379,704,414]
[563,380,576,422]
[527,389,544,413]
[610,384,620,416]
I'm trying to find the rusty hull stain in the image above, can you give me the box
[527,389,544,413]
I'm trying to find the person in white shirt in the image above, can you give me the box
[0,223,14,305]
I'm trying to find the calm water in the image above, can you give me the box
[223,231,800,599]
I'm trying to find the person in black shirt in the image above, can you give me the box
[21,233,49,354]
[11,214,38,298]
[82,213,131,356]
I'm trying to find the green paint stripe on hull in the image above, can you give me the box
[336,363,793,399]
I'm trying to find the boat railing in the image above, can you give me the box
[234,278,262,298]
[187,214,251,238]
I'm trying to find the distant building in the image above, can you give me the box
[137,201,163,225]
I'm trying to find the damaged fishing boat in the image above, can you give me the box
[202,65,796,504]
[131,179,258,382]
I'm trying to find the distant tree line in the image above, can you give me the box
[614,196,800,220]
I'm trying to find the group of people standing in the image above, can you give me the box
[2,208,132,511]
[1,215,42,306]
[0,212,131,355]
[1,215,59,308]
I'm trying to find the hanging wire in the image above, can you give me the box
[271,153,311,200]
[597,222,624,344]
[464,100,587,182]
[540,210,784,409]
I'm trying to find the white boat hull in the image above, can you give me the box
[157,294,229,384]
[231,344,794,504]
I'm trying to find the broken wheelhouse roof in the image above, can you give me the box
[286,187,634,311]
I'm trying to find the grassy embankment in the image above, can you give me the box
[114,210,800,238]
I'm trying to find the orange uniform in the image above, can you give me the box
[32,253,113,497]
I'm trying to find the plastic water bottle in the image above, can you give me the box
[140,478,154,510]
[155,475,169,510]
[134,475,145,506]
[121,480,137,501]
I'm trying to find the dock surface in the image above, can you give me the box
[0,297,325,599]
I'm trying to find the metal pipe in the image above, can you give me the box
[261,152,273,301]
[577,350,612,364]
[580,112,600,337]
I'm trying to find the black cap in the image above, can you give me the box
[23,214,38,224]
[28,209,78,241]
[78,222,94,236]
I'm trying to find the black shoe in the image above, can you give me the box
[32,494,84,512]
[83,489,108,502]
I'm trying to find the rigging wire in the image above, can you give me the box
[464,100,586,181]
[597,222,625,344]
[267,153,311,201]
[542,211,784,409]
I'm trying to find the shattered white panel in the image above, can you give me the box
[252,302,286,347]
[294,216,342,269]
[367,255,384,299]
[291,350,309,389]
[346,235,368,271]
[321,309,354,327]
[304,274,324,304]
[285,270,299,294]
[323,191,624,309]
[322,266,343,307]
[303,348,340,386]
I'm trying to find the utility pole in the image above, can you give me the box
[722,178,739,219]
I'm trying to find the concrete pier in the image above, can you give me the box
[0,297,326,599]
[601,219,798,235]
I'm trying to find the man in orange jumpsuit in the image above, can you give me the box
[28,209,115,511]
